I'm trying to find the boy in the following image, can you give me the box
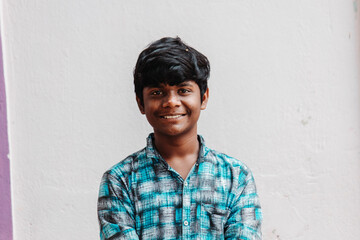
[98,37,262,239]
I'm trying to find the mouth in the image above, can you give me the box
[160,114,186,119]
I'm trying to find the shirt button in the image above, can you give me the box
[184,182,188,187]
[184,220,189,226]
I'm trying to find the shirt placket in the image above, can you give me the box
[182,161,199,240]
[182,179,191,240]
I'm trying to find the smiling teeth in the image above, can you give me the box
[163,115,182,119]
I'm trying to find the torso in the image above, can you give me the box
[165,154,198,179]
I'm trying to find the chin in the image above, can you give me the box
[163,131,184,137]
[163,128,196,138]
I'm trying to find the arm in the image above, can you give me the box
[225,170,262,240]
[97,171,139,240]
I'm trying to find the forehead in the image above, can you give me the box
[146,80,196,88]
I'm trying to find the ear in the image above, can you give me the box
[200,88,209,110]
[136,96,145,114]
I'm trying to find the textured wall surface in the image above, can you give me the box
[0,32,12,239]
[1,0,360,239]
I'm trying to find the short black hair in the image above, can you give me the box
[134,37,210,105]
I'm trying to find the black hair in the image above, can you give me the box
[134,37,210,105]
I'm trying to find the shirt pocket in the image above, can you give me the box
[200,204,230,239]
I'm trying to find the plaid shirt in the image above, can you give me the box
[98,134,262,239]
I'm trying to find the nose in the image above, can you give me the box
[162,91,181,108]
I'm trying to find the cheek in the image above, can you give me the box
[143,104,158,121]
[143,101,156,113]
[188,99,203,111]
[144,113,158,128]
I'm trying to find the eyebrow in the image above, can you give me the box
[177,81,194,87]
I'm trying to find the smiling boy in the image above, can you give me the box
[97,37,262,239]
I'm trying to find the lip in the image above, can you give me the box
[159,113,186,119]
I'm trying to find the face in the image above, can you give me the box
[137,81,209,138]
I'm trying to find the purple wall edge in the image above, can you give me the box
[0,33,13,239]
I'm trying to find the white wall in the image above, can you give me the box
[2,0,359,239]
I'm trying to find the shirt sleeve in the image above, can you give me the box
[224,169,262,239]
[97,171,139,240]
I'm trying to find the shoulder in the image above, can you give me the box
[205,147,250,172]
[203,147,254,184]
[103,147,147,181]
[199,136,249,173]
[98,149,149,202]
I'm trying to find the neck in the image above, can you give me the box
[153,130,200,160]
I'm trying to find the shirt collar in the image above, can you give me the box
[145,133,209,163]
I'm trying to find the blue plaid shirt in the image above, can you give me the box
[98,134,262,239]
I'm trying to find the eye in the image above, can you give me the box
[178,88,191,94]
[150,90,162,95]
